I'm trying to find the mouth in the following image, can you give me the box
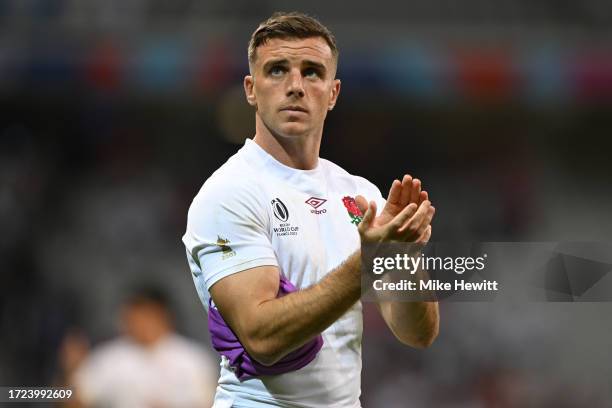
[280,106,308,113]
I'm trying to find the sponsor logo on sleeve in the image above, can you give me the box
[216,235,236,260]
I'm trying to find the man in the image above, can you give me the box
[182,12,439,407]
[62,287,217,407]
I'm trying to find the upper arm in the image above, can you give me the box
[183,178,286,355]
[183,178,278,292]
[209,265,280,344]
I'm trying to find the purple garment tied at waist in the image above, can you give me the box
[208,274,324,381]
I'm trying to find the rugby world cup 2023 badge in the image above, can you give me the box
[271,198,299,237]
[342,196,363,225]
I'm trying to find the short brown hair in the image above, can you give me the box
[248,12,338,66]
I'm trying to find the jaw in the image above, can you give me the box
[257,110,312,139]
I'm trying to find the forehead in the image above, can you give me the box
[255,37,334,66]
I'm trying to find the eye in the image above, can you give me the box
[269,65,286,76]
[303,68,321,78]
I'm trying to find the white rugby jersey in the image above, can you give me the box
[182,138,384,408]
[74,334,217,407]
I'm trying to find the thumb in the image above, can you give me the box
[355,195,368,215]
[358,200,377,233]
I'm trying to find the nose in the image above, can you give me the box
[286,69,305,98]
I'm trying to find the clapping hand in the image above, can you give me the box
[356,175,434,244]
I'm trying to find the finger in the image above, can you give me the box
[415,226,430,245]
[419,191,428,205]
[411,204,435,242]
[386,179,402,206]
[388,203,418,234]
[416,225,432,244]
[399,174,413,206]
[355,195,368,215]
[363,200,377,228]
[410,178,421,204]
[398,200,431,237]
[414,205,435,238]
[358,200,377,233]
[420,225,432,244]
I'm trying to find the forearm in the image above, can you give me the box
[378,266,439,348]
[380,299,439,348]
[247,252,362,364]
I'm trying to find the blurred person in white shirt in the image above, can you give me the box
[61,287,218,408]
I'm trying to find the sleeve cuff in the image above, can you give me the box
[205,257,279,290]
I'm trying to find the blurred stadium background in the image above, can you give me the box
[1,0,611,406]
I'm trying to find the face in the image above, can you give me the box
[121,302,170,346]
[244,37,340,139]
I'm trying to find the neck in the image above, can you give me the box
[253,114,321,170]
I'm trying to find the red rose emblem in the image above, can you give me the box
[342,196,362,216]
[342,196,363,225]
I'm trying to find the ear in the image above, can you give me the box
[244,75,257,107]
[328,79,341,111]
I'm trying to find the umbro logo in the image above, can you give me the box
[305,197,326,209]
[305,197,327,214]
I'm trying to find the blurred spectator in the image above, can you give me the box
[59,287,217,408]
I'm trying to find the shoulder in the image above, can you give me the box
[320,158,383,198]
[196,149,263,200]
[75,338,135,379]
[192,173,264,209]
[183,155,272,255]
[86,338,135,362]
[187,159,268,225]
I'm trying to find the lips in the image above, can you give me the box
[281,106,308,113]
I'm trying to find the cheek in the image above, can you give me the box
[254,85,276,108]
[312,88,333,112]
[312,84,333,101]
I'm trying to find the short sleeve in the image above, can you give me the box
[182,178,278,290]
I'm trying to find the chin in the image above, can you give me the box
[277,122,310,138]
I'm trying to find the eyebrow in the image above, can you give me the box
[303,60,327,72]
[263,58,327,73]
